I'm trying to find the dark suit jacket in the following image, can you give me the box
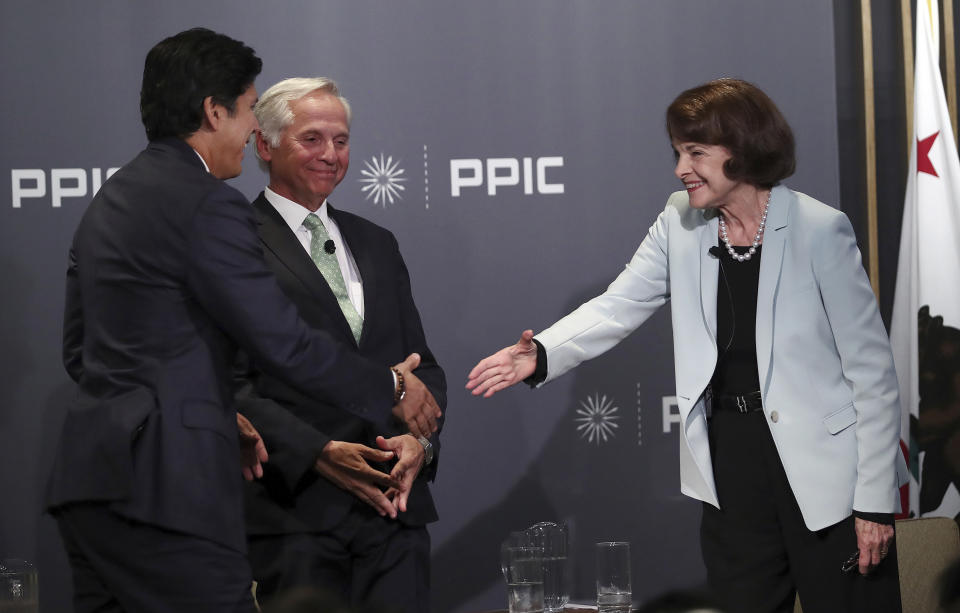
[238,193,446,535]
[46,139,395,552]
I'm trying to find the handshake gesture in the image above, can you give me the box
[319,352,442,517]
[316,435,427,519]
[466,329,539,398]
[313,350,443,518]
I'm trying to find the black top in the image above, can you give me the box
[711,244,762,396]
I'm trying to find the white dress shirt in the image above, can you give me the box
[263,187,365,318]
[192,149,211,173]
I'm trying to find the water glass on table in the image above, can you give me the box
[596,541,631,613]
[503,545,545,613]
[500,530,534,574]
[0,559,39,613]
[527,522,568,612]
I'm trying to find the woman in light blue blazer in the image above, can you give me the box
[467,79,906,613]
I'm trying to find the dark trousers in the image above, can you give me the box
[701,408,902,613]
[55,503,255,613]
[248,505,430,613]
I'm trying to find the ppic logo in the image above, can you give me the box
[450,156,564,197]
[575,389,684,447]
[11,168,119,208]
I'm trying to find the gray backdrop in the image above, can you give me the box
[0,2,840,611]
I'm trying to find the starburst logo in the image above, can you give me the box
[575,393,620,445]
[358,154,407,207]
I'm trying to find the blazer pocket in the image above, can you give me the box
[181,399,233,442]
[823,403,856,434]
[48,387,157,504]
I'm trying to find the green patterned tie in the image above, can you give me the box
[302,213,363,343]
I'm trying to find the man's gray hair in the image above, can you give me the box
[254,77,352,169]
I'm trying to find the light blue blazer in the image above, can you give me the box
[536,185,907,531]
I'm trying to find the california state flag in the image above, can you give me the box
[890,0,960,520]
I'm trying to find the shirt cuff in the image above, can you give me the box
[852,510,895,525]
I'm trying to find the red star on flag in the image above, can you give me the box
[917,131,939,177]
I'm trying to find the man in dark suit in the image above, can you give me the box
[47,31,441,613]
[237,77,446,613]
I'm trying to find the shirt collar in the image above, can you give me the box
[191,148,211,173]
[263,186,330,235]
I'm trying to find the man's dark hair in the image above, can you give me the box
[666,78,795,189]
[140,27,262,141]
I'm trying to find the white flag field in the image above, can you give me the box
[890,0,960,520]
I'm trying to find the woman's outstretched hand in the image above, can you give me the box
[466,330,538,398]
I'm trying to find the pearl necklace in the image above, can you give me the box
[718,191,770,262]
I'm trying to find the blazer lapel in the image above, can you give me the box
[755,185,792,394]
[699,210,720,348]
[252,195,357,343]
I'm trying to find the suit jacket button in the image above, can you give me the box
[770,410,779,423]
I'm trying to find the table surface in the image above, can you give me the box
[477,608,600,613]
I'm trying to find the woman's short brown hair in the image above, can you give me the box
[666,78,795,188]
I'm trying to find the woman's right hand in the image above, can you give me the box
[466,330,538,398]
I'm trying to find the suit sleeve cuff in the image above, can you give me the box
[523,339,547,387]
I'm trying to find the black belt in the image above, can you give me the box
[713,390,763,413]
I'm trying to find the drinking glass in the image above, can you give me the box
[527,522,568,612]
[0,559,39,613]
[596,541,631,613]
[503,545,544,613]
[500,530,534,577]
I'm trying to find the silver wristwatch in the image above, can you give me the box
[416,435,434,465]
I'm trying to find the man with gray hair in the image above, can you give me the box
[49,31,439,613]
[236,77,445,612]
